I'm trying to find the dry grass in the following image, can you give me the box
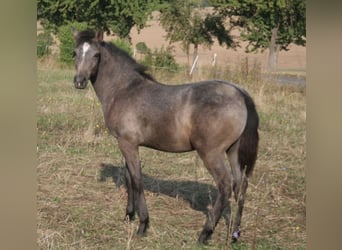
[37,59,306,249]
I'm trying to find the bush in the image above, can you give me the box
[37,30,54,58]
[140,46,179,72]
[136,42,150,54]
[153,47,179,72]
[140,52,154,68]
[58,22,88,65]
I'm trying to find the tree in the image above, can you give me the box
[159,0,236,65]
[210,0,306,71]
[37,0,158,39]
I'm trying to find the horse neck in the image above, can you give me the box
[91,45,146,116]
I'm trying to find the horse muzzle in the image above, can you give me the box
[73,75,88,89]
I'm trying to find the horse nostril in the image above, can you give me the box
[74,74,88,89]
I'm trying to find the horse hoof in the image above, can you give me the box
[137,226,148,237]
[136,230,146,237]
[124,213,135,222]
[198,235,209,245]
[136,218,149,236]
[232,231,240,242]
[198,229,212,245]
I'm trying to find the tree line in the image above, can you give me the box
[37,0,306,71]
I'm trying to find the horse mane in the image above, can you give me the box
[103,42,155,81]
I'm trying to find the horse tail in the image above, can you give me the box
[238,89,259,177]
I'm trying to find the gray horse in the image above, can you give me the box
[72,29,259,245]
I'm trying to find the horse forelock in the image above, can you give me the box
[75,30,96,47]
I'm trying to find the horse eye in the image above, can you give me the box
[94,53,100,58]
[72,51,76,58]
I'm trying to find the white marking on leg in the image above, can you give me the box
[233,231,240,239]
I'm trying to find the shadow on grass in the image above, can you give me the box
[99,163,217,214]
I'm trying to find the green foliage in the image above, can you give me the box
[140,47,179,72]
[37,30,54,58]
[136,42,151,54]
[110,38,133,57]
[37,0,158,39]
[210,0,306,52]
[153,47,179,71]
[158,0,237,64]
[140,51,154,68]
[57,22,88,64]
[159,0,235,58]
[204,14,235,48]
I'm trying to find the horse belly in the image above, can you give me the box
[142,117,193,153]
[141,139,193,152]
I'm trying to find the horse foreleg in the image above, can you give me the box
[119,141,149,236]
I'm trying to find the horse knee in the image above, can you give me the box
[218,177,232,198]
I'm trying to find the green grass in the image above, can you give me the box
[37,60,306,249]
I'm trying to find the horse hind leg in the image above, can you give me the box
[124,165,135,221]
[197,151,232,245]
[227,140,248,242]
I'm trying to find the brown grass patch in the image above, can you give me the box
[37,60,305,249]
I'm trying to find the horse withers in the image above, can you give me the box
[72,29,259,245]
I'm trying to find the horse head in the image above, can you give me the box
[72,29,103,89]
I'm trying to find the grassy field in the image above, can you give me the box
[37,59,306,249]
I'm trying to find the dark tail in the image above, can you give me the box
[238,90,259,177]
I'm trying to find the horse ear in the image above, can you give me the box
[71,27,78,41]
[95,30,104,42]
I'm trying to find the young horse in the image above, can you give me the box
[72,29,259,245]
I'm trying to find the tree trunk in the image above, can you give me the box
[267,27,280,72]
